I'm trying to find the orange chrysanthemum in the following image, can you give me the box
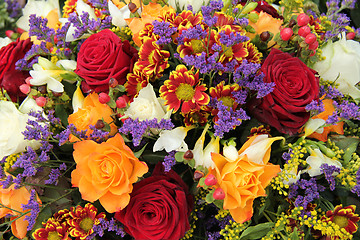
[324,205,360,237]
[33,217,71,240]
[160,65,210,114]
[125,68,149,99]
[135,37,170,79]
[216,26,249,67]
[244,41,263,64]
[62,0,102,18]
[173,10,203,33]
[183,106,211,127]
[68,203,106,240]
[209,81,240,120]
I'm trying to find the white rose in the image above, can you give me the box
[168,0,210,12]
[124,84,171,121]
[0,101,41,160]
[313,34,360,101]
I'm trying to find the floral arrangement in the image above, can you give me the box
[0,0,360,239]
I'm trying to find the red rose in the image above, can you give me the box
[115,163,193,240]
[0,38,32,102]
[248,49,319,135]
[75,29,138,93]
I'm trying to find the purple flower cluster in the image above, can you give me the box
[5,0,22,18]
[152,20,177,45]
[289,178,325,209]
[305,99,325,115]
[29,14,55,42]
[163,151,176,172]
[89,217,126,239]
[351,168,360,196]
[320,163,341,191]
[326,100,360,124]
[119,118,174,147]
[22,189,41,231]
[213,100,250,137]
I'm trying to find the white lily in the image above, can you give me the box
[305,148,342,177]
[303,118,326,137]
[72,85,85,113]
[193,125,220,168]
[282,167,301,185]
[19,95,43,114]
[16,0,60,31]
[239,135,283,164]
[108,0,131,28]
[153,126,193,153]
[0,37,12,50]
[29,57,77,93]
[223,144,239,162]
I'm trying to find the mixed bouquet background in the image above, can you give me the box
[0,0,360,239]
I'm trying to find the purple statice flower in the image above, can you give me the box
[321,85,344,99]
[108,218,126,236]
[305,99,325,115]
[208,232,221,240]
[54,127,72,146]
[187,4,193,11]
[0,166,5,179]
[1,175,13,189]
[334,100,360,120]
[22,189,41,231]
[163,151,176,172]
[152,20,177,45]
[88,125,111,142]
[28,14,56,43]
[234,17,249,27]
[88,0,108,10]
[5,0,22,18]
[177,24,208,45]
[213,100,250,138]
[59,163,67,171]
[282,149,293,162]
[13,174,23,189]
[119,118,174,147]
[45,168,62,185]
[232,89,248,105]
[16,40,50,70]
[320,163,341,191]
[326,111,340,125]
[351,168,360,196]
[326,0,341,14]
[88,218,108,239]
[234,59,261,82]
[341,0,356,9]
[218,30,249,47]
[289,178,325,209]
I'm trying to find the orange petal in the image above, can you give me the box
[229,199,254,223]
[99,191,130,213]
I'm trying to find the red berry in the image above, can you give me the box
[280,28,293,41]
[308,40,319,50]
[298,26,311,37]
[53,36,59,44]
[204,174,217,186]
[99,92,110,104]
[305,33,316,45]
[213,188,225,200]
[5,30,14,38]
[19,84,31,94]
[346,32,356,40]
[35,97,47,107]
[116,96,127,108]
[109,78,119,88]
[25,77,32,85]
[297,13,310,27]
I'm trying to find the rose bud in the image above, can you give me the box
[204,174,217,186]
[194,170,204,181]
[99,92,111,104]
[19,84,31,95]
[95,119,105,129]
[260,31,270,42]
[183,150,193,160]
[213,188,225,200]
[109,78,118,88]
[128,2,137,13]
[35,96,47,107]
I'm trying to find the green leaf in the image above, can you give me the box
[55,104,69,126]
[30,205,52,236]
[134,143,148,158]
[187,159,195,168]
[60,72,78,82]
[205,189,215,203]
[175,151,185,163]
[343,141,359,165]
[239,222,275,240]
[289,228,300,240]
[198,177,205,187]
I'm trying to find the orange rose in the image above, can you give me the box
[71,133,148,213]
[0,184,37,239]
[208,135,281,223]
[67,92,117,142]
